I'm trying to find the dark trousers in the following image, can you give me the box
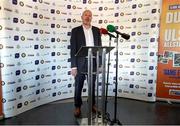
[74,59,97,108]
[74,74,96,108]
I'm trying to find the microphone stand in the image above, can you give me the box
[111,34,121,125]
[104,36,112,123]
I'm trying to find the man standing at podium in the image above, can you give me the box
[70,10,102,117]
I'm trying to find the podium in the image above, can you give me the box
[75,46,114,125]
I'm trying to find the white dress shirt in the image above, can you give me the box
[83,25,94,46]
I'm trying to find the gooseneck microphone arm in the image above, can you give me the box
[107,33,116,39]
[100,28,116,38]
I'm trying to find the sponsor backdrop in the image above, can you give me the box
[157,0,180,101]
[0,0,161,117]
[0,66,2,118]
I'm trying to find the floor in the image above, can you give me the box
[0,97,179,125]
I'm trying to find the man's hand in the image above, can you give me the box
[71,68,77,77]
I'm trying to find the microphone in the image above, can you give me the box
[107,24,130,40]
[100,28,116,38]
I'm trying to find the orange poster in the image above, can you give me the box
[157,0,180,100]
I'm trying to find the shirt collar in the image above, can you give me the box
[82,25,92,30]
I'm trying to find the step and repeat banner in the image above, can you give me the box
[0,0,75,117]
[157,0,180,101]
[0,0,161,117]
[0,67,3,118]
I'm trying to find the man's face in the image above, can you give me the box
[81,10,92,26]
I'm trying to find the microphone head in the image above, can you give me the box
[100,28,108,35]
[121,33,130,40]
[107,24,116,32]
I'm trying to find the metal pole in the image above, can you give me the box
[105,37,112,112]
[96,50,99,124]
[88,48,92,125]
[114,37,118,121]
[101,48,106,124]
[111,35,121,125]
